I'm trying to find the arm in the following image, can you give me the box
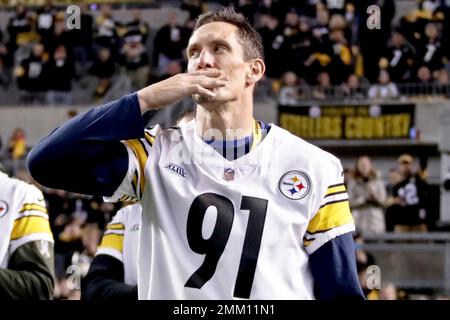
[305,159,364,300]
[0,241,55,300]
[309,233,365,300]
[27,70,226,196]
[81,254,137,301]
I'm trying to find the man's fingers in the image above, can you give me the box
[194,85,216,98]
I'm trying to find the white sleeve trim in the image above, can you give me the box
[305,223,355,255]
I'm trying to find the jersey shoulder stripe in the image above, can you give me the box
[11,215,52,241]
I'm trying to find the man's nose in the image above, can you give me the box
[197,50,214,69]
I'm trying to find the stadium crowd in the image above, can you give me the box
[0,0,450,105]
[1,0,450,300]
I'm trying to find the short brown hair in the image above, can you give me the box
[193,6,264,61]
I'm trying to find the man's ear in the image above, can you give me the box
[246,59,265,85]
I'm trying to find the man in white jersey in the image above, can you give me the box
[0,168,55,299]
[82,203,141,300]
[28,7,364,300]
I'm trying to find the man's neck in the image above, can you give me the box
[195,102,254,141]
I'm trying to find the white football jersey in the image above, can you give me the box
[106,120,355,299]
[96,203,141,286]
[0,172,54,269]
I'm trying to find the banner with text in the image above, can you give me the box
[278,104,415,140]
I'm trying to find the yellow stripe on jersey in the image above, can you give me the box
[11,216,52,241]
[325,183,346,196]
[306,200,353,235]
[251,120,262,151]
[107,223,125,230]
[144,131,155,146]
[98,234,124,253]
[124,139,148,197]
[19,203,48,214]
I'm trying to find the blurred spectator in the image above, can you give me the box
[319,0,354,20]
[416,65,433,83]
[415,22,445,72]
[234,0,258,25]
[278,71,300,105]
[93,4,118,50]
[45,12,74,56]
[119,41,150,91]
[6,5,32,55]
[312,71,334,99]
[256,14,283,78]
[434,68,450,97]
[118,9,150,46]
[181,0,204,21]
[36,0,57,50]
[45,45,74,105]
[341,74,366,99]
[379,28,415,84]
[328,28,353,84]
[15,42,49,104]
[152,10,190,76]
[355,0,396,83]
[68,2,94,77]
[89,47,115,100]
[412,65,434,96]
[387,154,428,232]
[311,8,330,47]
[368,70,399,99]
[7,127,27,161]
[348,156,387,236]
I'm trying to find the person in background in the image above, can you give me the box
[348,156,387,236]
[368,70,399,100]
[0,167,55,300]
[82,204,140,301]
[389,154,429,232]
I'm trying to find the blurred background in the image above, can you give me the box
[1,0,450,300]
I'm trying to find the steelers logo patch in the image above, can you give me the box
[0,200,9,218]
[278,171,311,200]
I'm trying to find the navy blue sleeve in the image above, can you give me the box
[309,233,365,300]
[27,93,145,196]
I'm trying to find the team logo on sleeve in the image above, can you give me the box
[278,171,311,200]
[0,200,9,218]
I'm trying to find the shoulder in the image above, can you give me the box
[271,124,342,169]
[0,172,43,200]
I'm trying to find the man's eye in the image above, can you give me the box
[189,50,199,58]
[215,46,227,53]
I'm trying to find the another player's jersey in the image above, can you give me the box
[96,203,141,286]
[106,120,355,299]
[0,172,54,269]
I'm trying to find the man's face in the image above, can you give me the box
[187,22,250,106]
[398,161,413,176]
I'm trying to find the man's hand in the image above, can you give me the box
[137,69,227,114]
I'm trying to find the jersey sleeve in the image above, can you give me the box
[96,208,127,262]
[304,160,355,254]
[104,127,158,203]
[10,184,54,255]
